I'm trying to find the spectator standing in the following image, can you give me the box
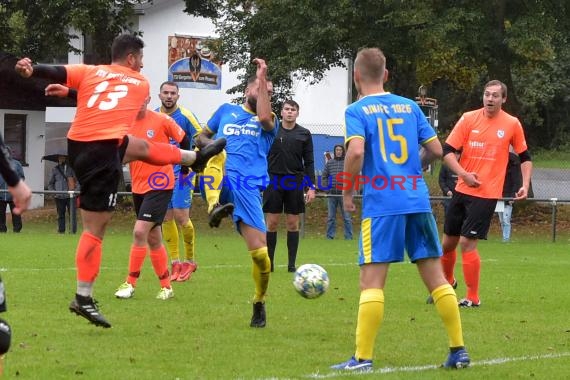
[497,152,523,242]
[263,100,315,272]
[48,155,78,233]
[0,148,25,233]
[322,144,352,240]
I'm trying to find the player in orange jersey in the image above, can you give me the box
[15,34,225,328]
[114,96,190,301]
[440,80,532,308]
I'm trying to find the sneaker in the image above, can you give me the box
[177,262,197,282]
[287,266,296,273]
[114,282,135,299]
[250,302,266,328]
[208,203,234,228]
[170,262,182,281]
[330,356,373,372]
[442,348,470,368]
[190,138,227,172]
[156,287,174,300]
[426,279,458,304]
[69,296,111,328]
[458,298,480,308]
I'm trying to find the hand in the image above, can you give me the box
[447,190,453,196]
[8,180,32,215]
[304,189,316,204]
[460,172,481,187]
[252,58,267,80]
[514,186,528,201]
[45,84,69,98]
[343,192,356,213]
[15,58,34,78]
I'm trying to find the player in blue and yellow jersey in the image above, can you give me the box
[156,81,202,282]
[196,58,278,328]
[331,48,470,371]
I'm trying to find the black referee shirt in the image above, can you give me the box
[267,123,315,185]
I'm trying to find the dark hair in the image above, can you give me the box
[484,80,508,98]
[283,99,299,111]
[159,81,179,91]
[111,34,145,62]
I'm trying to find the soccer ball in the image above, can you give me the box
[292,264,330,299]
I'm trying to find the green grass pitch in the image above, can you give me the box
[1,221,569,379]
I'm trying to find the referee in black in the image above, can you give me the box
[263,100,316,272]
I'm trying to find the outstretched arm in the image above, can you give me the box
[15,58,67,83]
[45,84,77,99]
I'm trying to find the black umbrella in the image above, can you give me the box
[41,153,67,163]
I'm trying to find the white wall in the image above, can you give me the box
[138,1,349,131]
[291,65,349,136]
[0,110,46,209]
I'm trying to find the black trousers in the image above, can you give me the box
[55,197,78,233]
[0,200,22,232]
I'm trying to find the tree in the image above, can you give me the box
[0,0,143,63]
[184,0,570,148]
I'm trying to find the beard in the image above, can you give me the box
[246,96,257,112]
[161,100,175,109]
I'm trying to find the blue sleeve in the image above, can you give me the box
[345,105,366,144]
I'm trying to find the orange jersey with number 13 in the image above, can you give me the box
[65,64,150,141]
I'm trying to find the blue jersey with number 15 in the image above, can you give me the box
[344,92,437,218]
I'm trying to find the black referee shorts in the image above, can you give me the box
[262,174,305,215]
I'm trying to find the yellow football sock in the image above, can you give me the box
[355,288,384,361]
[162,219,179,261]
[432,283,465,348]
[204,152,226,213]
[250,247,271,303]
[182,219,195,261]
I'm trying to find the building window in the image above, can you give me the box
[3,114,27,165]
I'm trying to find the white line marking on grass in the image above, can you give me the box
[1,263,358,273]
[307,352,570,378]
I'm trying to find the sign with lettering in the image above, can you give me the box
[167,35,222,90]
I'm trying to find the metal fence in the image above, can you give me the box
[2,189,567,243]
[303,123,570,197]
